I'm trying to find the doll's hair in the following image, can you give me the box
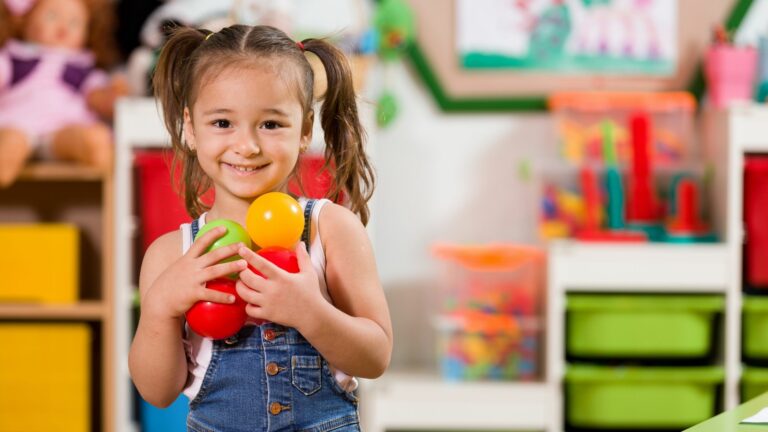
[0,0,119,68]
[153,25,375,225]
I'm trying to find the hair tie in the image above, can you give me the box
[296,41,305,51]
[4,0,36,16]
[205,32,213,41]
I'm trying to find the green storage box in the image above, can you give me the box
[566,365,724,429]
[567,294,723,359]
[743,367,768,402]
[743,296,768,360]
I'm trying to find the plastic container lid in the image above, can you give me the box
[566,365,724,383]
[432,243,544,271]
[548,92,696,113]
[567,294,724,311]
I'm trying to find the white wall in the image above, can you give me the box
[369,62,558,367]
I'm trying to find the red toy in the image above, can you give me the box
[185,278,247,339]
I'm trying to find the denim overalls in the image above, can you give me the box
[186,200,361,432]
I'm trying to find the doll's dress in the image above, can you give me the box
[0,39,108,155]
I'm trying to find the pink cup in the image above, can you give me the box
[705,45,757,108]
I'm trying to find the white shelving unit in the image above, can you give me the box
[114,97,167,432]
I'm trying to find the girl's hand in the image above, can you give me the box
[142,226,248,321]
[235,242,325,329]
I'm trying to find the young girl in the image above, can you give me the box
[129,24,392,432]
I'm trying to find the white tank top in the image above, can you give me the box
[180,198,358,400]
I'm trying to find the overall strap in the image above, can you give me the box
[191,218,200,244]
[301,199,316,254]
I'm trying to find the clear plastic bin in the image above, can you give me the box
[549,92,696,167]
[434,311,539,381]
[432,244,544,316]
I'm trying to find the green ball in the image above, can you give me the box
[195,219,252,263]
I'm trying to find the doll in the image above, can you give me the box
[0,0,126,187]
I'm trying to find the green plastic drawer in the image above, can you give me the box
[743,367,768,402]
[567,294,723,359]
[566,365,724,429]
[744,296,768,360]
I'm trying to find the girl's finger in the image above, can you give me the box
[236,280,263,305]
[239,267,267,289]
[294,242,311,271]
[196,285,236,304]
[188,226,227,257]
[199,242,245,267]
[244,304,265,320]
[239,247,280,279]
[199,259,247,282]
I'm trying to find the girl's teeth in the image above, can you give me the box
[233,165,257,172]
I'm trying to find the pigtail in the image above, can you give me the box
[302,38,375,226]
[153,27,212,218]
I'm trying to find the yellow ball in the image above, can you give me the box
[246,192,305,248]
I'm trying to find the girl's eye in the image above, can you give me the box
[262,121,280,130]
[212,119,231,128]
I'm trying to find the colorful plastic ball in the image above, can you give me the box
[248,247,300,277]
[246,192,304,249]
[185,278,247,339]
[195,219,252,260]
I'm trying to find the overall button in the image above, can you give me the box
[263,329,276,341]
[266,362,280,376]
[269,402,286,415]
[224,335,239,345]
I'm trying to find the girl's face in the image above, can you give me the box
[184,64,312,203]
[24,0,88,50]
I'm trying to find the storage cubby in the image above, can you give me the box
[0,163,114,431]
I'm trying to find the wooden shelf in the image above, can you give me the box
[0,301,105,320]
[18,162,104,182]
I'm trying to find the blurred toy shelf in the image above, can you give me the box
[0,153,115,430]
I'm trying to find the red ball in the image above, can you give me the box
[248,246,299,276]
[185,278,247,339]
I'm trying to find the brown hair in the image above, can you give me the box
[0,0,119,68]
[153,25,375,225]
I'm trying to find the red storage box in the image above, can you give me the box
[134,150,190,252]
[745,156,768,287]
[135,151,336,252]
[289,154,336,199]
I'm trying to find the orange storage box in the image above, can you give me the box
[0,224,78,303]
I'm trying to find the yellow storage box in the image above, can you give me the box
[0,323,91,432]
[0,224,79,303]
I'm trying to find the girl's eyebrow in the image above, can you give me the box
[202,108,233,115]
[261,108,289,117]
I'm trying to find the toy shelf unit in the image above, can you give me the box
[547,240,732,432]
[703,102,768,405]
[0,162,114,432]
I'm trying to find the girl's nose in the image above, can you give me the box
[234,133,261,156]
